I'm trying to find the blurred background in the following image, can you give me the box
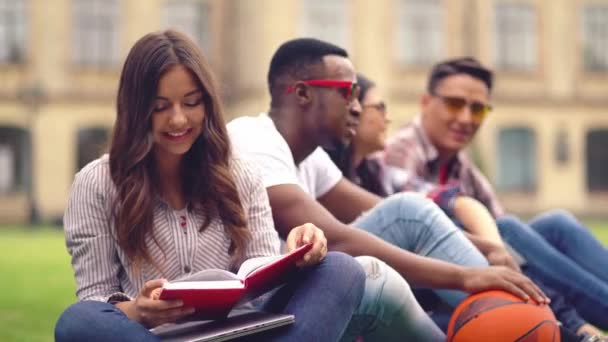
[1,0,608,225]
[0,0,607,341]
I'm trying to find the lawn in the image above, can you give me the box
[0,222,607,342]
[584,221,608,243]
[0,226,75,342]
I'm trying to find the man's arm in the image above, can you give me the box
[317,178,382,223]
[267,183,546,301]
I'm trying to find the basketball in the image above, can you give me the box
[447,290,561,342]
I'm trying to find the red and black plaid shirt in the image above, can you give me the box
[383,116,505,218]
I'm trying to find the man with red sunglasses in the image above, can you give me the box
[228,39,546,341]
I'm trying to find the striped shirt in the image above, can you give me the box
[64,154,280,303]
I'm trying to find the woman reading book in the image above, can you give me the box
[54,30,365,341]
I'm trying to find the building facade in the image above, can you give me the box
[0,0,607,223]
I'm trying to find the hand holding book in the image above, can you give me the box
[159,242,314,320]
[286,222,328,267]
[136,223,328,324]
[114,279,196,328]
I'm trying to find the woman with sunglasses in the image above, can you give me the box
[326,73,607,340]
[324,74,390,198]
[54,30,366,342]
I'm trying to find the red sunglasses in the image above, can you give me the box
[285,80,360,103]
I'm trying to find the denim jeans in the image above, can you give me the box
[55,252,365,342]
[350,193,489,307]
[497,214,608,329]
[529,210,608,283]
[341,256,445,342]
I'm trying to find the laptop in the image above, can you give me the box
[150,311,295,342]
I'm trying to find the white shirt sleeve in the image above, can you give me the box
[297,148,343,199]
[227,114,300,189]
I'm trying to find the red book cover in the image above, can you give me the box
[159,243,313,320]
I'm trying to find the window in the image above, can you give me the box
[586,130,608,192]
[582,5,608,72]
[395,0,443,66]
[163,1,211,54]
[497,127,537,191]
[493,3,537,71]
[0,0,27,63]
[72,0,120,67]
[77,127,109,171]
[0,145,14,194]
[301,0,349,49]
[0,127,30,194]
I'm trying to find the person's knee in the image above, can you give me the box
[321,252,366,298]
[384,192,434,217]
[55,301,104,341]
[355,256,417,315]
[547,209,575,221]
[355,255,389,284]
[323,251,364,275]
[535,209,580,231]
[381,193,457,235]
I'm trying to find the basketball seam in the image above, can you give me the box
[450,302,535,341]
[513,320,559,342]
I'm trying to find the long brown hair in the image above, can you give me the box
[109,30,250,271]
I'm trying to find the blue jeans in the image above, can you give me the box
[530,210,608,283]
[497,214,608,329]
[341,256,445,341]
[55,252,365,342]
[350,193,489,307]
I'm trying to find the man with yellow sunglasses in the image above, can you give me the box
[384,57,608,339]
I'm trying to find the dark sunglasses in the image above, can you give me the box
[285,80,361,103]
[362,102,387,114]
[432,93,492,123]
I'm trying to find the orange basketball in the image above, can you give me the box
[447,290,561,342]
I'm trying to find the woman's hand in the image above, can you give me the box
[286,223,327,267]
[486,245,521,272]
[115,279,195,328]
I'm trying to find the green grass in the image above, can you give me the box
[0,226,75,342]
[584,221,608,244]
[0,222,607,342]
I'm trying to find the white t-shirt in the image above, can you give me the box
[227,113,343,199]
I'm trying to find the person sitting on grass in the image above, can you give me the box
[54,30,366,342]
[325,72,607,341]
[227,37,547,341]
[383,57,608,332]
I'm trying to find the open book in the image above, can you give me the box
[159,243,313,320]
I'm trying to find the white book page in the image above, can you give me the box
[173,269,242,282]
[236,255,282,279]
[163,280,244,290]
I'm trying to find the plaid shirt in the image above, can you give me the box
[382,118,589,332]
[383,116,505,218]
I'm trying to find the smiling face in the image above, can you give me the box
[151,64,205,160]
[420,73,490,159]
[353,85,389,154]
